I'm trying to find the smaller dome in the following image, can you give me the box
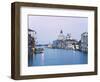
[66,33,71,40]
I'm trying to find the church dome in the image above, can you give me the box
[58,30,65,40]
[66,33,71,40]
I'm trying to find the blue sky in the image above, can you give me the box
[28,15,88,44]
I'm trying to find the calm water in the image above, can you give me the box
[28,47,88,66]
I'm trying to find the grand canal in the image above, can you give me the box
[28,47,88,66]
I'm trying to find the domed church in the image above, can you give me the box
[58,30,65,40]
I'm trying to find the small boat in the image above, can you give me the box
[34,48,44,54]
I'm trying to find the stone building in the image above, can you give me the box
[52,30,79,50]
[52,40,65,49]
[80,32,88,53]
[28,29,36,53]
[65,39,79,50]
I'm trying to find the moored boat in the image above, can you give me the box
[34,48,44,54]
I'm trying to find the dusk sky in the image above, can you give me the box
[28,15,88,44]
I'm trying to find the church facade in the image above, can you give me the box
[52,30,79,50]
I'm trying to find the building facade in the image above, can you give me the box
[64,39,79,50]
[52,30,79,50]
[80,32,88,53]
[28,29,36,47]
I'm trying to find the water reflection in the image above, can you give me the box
[41,53,44,65]
[28,48,88,66]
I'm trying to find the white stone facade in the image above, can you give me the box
[80,32,88,52]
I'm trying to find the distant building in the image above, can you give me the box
[52,40,65,49]
[48,43,52,48]
[80,32,88,52]
[52,30,79,50]
[65,39,79,50]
